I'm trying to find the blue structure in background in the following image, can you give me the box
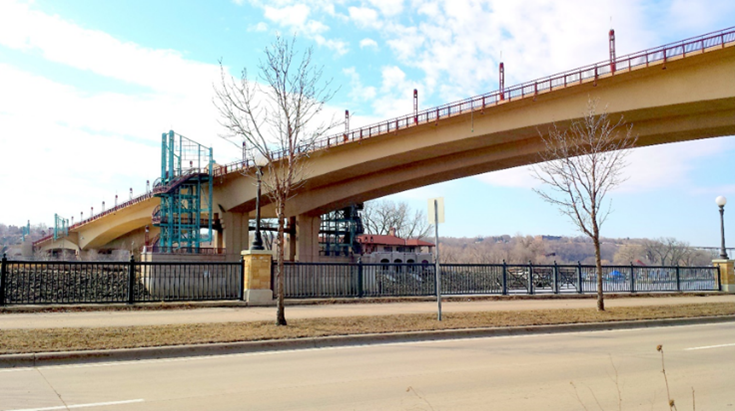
[53,215,68,241]
[152,130,214,252]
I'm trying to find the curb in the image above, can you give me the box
[2,315,734,369]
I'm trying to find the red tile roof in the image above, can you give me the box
[357,234,434,247]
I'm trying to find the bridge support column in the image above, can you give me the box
[223,211,249,262]
[241,250,273,305]
[713,259,735,293]
[295,214,320,262]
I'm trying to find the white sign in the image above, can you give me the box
[427,197,445,224]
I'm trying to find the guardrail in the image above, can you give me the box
[278,261,721,299]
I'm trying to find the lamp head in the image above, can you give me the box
[716,196,727,207]
[253,152,268,167]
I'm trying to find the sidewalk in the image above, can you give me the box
[2,294,732,330]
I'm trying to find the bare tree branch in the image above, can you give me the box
[532,98,637,311]
[214,35,338,326]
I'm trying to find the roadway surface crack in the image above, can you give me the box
[35,367,70,410]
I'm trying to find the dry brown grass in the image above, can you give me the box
[1,303,734,354]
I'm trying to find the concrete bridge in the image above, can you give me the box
[35,28,735,262]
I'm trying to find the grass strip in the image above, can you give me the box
[1,302,734,354]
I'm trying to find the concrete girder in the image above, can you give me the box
[213,44,735,217]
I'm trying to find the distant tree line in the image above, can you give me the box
[437,235,713,267]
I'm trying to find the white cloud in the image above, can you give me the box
[348,6,381,28]
[0,3,238,226]
[257,2,349,55]
[0,1,218,95]
[343,67,377,101]
[367,0,403,17]
[379,66,406,92]
[474,138,733,194]
[476,166,540,189]
[360,38,378,49]
[248,22,269,32]
[617,139,728,193]
[264,4,311,28]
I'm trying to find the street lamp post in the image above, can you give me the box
[250,153,268,251]
[716,196,728,259]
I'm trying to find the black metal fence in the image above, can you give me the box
[0,256,722,305]
[278,262,721,299]
[0,255,242,305]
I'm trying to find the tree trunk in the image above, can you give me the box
[593,231,605,311]
[275,205,287,326]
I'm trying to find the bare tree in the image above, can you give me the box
[533,99,636,311]
[362,200,432,239]
[640,237,710,266]
[214,36,337,326]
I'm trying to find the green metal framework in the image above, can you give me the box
[319,204,364,256]
[21,220,31,242]
[154,130,214,252]
[53,215,68,241]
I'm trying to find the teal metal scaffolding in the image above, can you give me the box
[53,215,68,241]
[21,220,32,242]
[153,130,213,252]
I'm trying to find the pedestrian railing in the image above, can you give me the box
[0,255,722,305]
[0,255,242,305]
[277,261,721,299]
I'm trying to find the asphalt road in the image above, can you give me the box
[1,322,734,410]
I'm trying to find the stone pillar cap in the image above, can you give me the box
[242,249,273,256]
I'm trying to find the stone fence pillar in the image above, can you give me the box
[713,259,734,293]
[242,250,274,305]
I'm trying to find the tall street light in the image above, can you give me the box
[251,153,268,251]
[716,196,728,259]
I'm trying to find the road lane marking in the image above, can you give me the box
[6,399,144,411]
[685,343,735,351]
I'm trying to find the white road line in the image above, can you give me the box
[685,342,735,351]
[6,399,144,411]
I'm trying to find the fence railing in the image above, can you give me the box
[0,255,242,305]
[0,256,723,305]
[278,262,721,299]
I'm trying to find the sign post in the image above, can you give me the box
[428,197,444,321]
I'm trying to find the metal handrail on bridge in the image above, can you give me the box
[33,191,156,246]
[214,26,735,177]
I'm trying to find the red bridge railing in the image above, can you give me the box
[215,26,735,176]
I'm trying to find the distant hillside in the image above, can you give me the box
[438,235,712,266]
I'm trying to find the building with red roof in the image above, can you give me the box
[356,228,434,264]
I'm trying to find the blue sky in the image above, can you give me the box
[0,0,734,247]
